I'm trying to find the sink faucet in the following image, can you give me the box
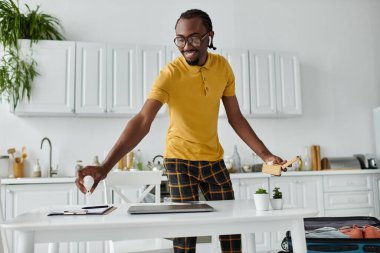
[40,137,58,177]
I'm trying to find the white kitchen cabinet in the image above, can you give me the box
[76,42,142,116]
[270,176,324,212]
[249,50,276,115]
[238,178,271,252]
[249,50,302,117]
[323,174,375,217]
[3,183,78,253]
[138,45,167,116]
[12,41,302,118]
[275,52,302,115]
[220,48,250,117]
[75,42,107,114]
[107,44,141,115]
[269,176,324,250]
[14,40,76,115]
[166,46,181,63]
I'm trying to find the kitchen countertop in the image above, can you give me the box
[1,169,379,185]
[230,168,380,178]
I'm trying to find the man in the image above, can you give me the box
[76,9,285,253]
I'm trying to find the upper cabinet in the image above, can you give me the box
[75,42,141,116]
[275,52,302,115]
[75,42,107,114]
[14,40,76,115]
[12,40,302,118]
[13,40,156,116]
[138,45,167,116]
[218,49,302,118]
[220,48,250,117]
[107,43,141,115]
[249,51,277,115]
[249,50,302,117]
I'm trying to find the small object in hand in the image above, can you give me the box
[83,176,94,195]
[262,156,300,176]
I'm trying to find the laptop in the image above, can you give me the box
[128,203,214,214]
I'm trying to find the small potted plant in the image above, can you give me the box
[253,187,270,211]
[270,187,283,210]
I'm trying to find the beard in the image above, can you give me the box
[182,50,200,66]
[186,58,200,66]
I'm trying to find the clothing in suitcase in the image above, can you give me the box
[282,216,380,253]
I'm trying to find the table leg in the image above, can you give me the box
[15,231,35,253]
[245,233,256,253]
[211,235,220,253]
[290,219,307,253]
[48,242,59,253]
[1,229,9,253]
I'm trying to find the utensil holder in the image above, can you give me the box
[13,161,24,178]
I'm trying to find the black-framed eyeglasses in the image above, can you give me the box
[173,32,209,48]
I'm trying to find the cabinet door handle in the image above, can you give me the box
[6,189,12,194]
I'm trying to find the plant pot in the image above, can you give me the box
[253,193,270,211]
[270,198,283,210]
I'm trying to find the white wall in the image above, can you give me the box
[1,0,380,177]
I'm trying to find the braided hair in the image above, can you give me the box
[175,9,217,50]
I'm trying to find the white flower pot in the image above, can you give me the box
[270,198,283,210]
[253,193,270,211]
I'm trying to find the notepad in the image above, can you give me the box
[48,205,116,216]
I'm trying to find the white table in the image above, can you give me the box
[1,200,317,253]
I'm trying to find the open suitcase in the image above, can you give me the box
[282,216,380,253]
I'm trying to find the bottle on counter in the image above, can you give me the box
[75,160,84,174]
[231,145,242,173]
[126,151,134,170]
[135,149,143,171]
[117,155,125,171]
[32,159,42,178]
[92,155,101,166]
[301,146,311,171]
[251,152,262,173]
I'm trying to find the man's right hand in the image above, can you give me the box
[75,166,108,194]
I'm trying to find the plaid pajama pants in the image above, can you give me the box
[164,158,242,253]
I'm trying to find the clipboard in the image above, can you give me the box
[48,205,116,216]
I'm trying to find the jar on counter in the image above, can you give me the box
[0,155,10,178]
[32,159,42,178]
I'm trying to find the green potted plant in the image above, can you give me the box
[270,187,283,210]
[0,0,65,110]
[253,187,269,211]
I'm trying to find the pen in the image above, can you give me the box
[63,210,88,215]
[82,205,109,209]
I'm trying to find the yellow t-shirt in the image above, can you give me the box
[148,53,235,161]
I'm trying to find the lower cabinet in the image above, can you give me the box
[323,174,376,218]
